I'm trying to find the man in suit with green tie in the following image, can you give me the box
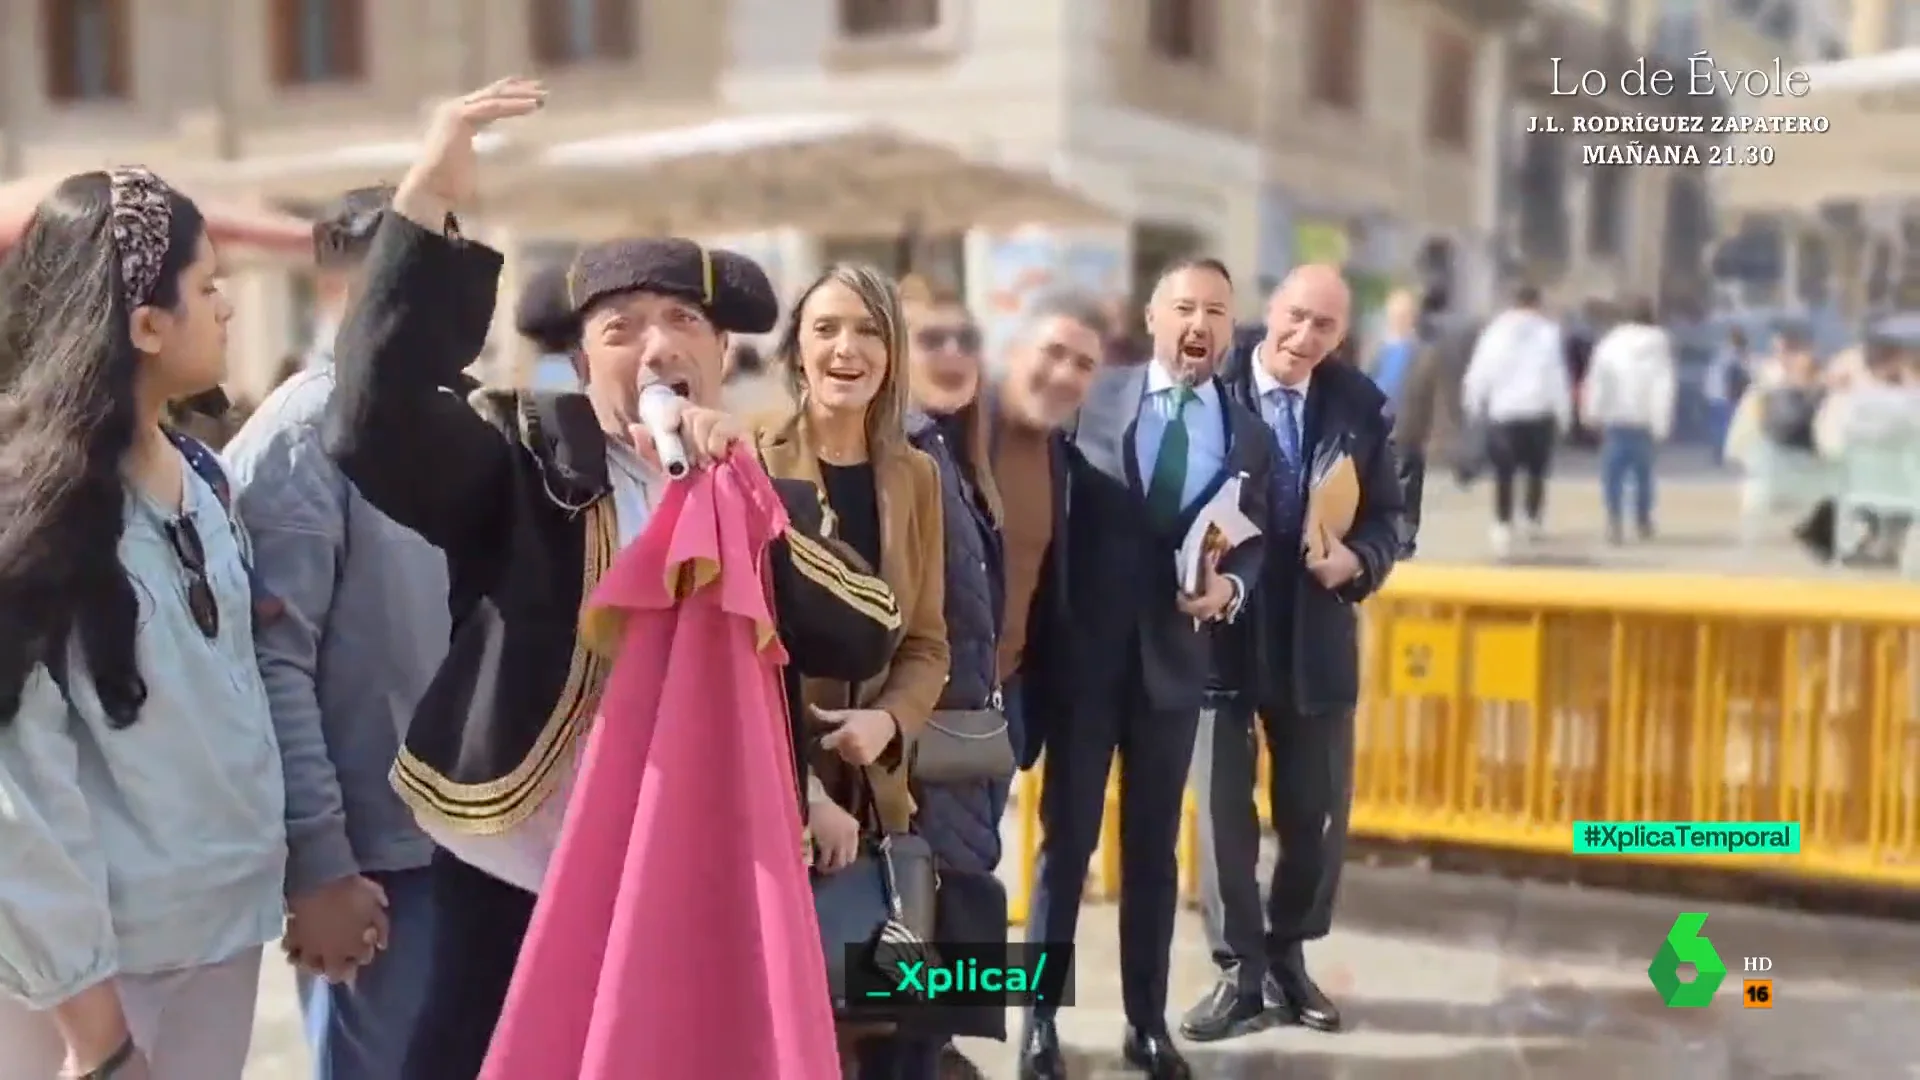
[1020,259,1273,1080]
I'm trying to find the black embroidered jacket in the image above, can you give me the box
[323,216,900,835]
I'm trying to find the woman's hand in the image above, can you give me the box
[809,798,861,873]
[811,706,899,766]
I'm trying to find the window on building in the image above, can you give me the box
[1148,0,1216,64]
[43,0,131,103]
[838,0,941,38]
[530,0,635,65]
[1425,27,1473,149]
[1307,0,1364,110]
[271,0,366,85]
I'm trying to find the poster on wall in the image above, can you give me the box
[980,229,1060,362]
[975,229,1121,356]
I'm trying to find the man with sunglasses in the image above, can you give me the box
[224,185,451,1080]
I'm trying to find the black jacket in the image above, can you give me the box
[1215,348,1404,713]
[322,215,900,835]
[906,410,1007,874]
[906,411,1004,712]
[1064,364,1272,715]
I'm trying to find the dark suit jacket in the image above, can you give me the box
[1065,363,1272,716]
[322,214,901,836]
[1217,348,1404,714]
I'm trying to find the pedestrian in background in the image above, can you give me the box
[1362,287,1420,409]
[1703,325,1751,466]
[1581,297,1676,544]
[1463,284,1572,556]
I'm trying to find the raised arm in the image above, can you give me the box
[322,215,509,561]
[0,666,125,1069]
[322,78,545,564]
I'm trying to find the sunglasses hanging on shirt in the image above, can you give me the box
[163,515,221,640]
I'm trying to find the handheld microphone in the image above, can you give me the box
[637,383,691,479]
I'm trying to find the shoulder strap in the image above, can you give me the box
[165,427,233,513]
[164,426,285,623]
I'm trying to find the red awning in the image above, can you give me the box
[0,174,312,257]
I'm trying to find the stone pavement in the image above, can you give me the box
[244,460,1910,1079]
[1410,449,1840,577]
[244,861,1920,1079]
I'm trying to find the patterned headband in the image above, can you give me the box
[106,167,175,307]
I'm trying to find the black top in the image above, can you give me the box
[820,460,882,570]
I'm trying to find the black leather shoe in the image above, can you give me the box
[1017,1017,1066,1079]
[1265,960,1343,1032]
[1178,978,1268,1042]
[1121,1026,1193,1079]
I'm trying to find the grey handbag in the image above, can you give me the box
[911,689,1016,784]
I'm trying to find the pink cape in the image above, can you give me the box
[479,448,840,1080]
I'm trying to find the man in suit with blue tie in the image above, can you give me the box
[1182,265,1405,1044]
[1021,258,1273,1080]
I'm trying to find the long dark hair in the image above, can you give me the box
[0,172,207,726]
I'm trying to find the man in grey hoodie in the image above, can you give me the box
[223,187,451,1080]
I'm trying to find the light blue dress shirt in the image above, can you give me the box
[1134,361,1228,511]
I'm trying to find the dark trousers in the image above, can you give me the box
[1487,416,1557,524]
[1025,666,1201,1033]
[1193,698,1356,991]
[402,849,537,1080]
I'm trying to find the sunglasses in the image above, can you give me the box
[915,326,981,353]
[163,516,220,640]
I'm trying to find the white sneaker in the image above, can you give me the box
[1525,519,1546,543]
[1490,523,1513,558]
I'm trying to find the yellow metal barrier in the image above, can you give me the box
[1007,565,1920,925]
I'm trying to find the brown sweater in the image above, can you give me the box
[993,419,1054,682]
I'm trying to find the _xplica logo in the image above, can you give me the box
[1649,912,1728,1007]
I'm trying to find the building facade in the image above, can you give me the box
[7,0,1521,394]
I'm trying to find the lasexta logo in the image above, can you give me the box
[1649,912,1727,1007]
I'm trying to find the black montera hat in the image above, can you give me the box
[566,238,778,334]
[514,264,579,345]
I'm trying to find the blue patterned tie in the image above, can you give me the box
[1269,388,1305,535]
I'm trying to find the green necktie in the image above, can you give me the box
[1145,385,1195,526]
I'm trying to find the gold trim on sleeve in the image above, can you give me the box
[784,529,902,630]
[390,498,617,835]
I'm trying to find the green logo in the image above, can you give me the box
[1649,912,1727,1007]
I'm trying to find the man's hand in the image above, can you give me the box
[626,405,748,474]
[1307,536,1363,590]
[1176,562,1236,622]
[283,875,389,984]
[812,706,899,767]
[809,797,862,873]
[394,77,546,224]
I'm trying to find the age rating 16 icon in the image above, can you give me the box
[1650,913,1775,1008]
